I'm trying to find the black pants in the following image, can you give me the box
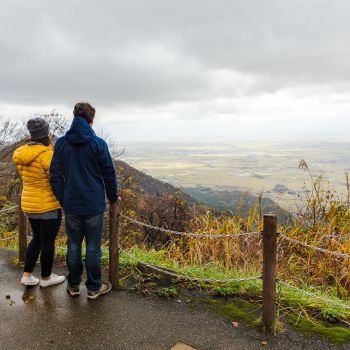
[24,211,62,278]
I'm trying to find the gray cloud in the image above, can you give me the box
[0,0,350,108]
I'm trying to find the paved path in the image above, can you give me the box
[0,249,344,350]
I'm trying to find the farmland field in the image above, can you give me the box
[120,141,350,208]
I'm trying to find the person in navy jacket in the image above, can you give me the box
[50,102,118,299]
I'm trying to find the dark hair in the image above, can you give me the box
[73,102,96,123]
[31,136,51,146]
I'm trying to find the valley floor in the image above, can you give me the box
[0,249,347,350]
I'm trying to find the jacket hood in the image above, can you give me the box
[65,116,95,145]
[13,144,51,166]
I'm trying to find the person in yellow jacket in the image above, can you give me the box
[13,118,65,287]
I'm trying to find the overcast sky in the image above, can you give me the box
[1,0,350,142]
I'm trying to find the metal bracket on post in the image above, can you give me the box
[109,198,120,289]
[262,214,277,332]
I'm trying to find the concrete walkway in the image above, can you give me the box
[0,249,344,350]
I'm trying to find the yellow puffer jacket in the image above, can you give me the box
[12,144,61,213]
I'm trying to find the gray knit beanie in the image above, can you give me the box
[27,118,49,140]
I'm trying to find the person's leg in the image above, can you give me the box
[66,214,84,287]
[39,211,62,278]
[23,218,41,276]
[83,213,104,292]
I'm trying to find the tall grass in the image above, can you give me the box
[159,161,350,301]
[165,208,263,275]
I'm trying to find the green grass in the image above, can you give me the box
[158,287,178,298]
[56,245,350,324]
[217,299,260,324]
[277,284,350,324]
[288,315,350,344]
[119,246,262,284]
[116,246,350,344]
[117,247,350,318]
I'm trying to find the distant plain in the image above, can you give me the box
[120,141,350,209]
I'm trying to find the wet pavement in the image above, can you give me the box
[0,249,346,350]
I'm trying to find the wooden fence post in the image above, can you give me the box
[109,199,120,289]
[18,198,27,264]
[262,214,277,332]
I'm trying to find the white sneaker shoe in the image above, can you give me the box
[21,275,39,286]
[39,274,65,288]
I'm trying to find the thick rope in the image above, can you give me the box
[278,280,350,310]
[280,233,350,259]
[121,248,261,284]
[121,214,261,239]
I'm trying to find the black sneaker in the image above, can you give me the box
[87,283,112,300]
[67,285,80,297]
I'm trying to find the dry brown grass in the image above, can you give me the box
[161,161,350,300]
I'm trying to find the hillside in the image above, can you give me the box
[115,160,199,208]
[182,186,290,223]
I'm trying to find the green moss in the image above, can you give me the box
[215,299,260,324]
[191,296,260,325]
[199,298,219,305]
[157,287,178,298]
[213,283,261,298]
[199,298,285,334]
[289,316,350,344]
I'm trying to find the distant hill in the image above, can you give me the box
[115,160,199,208]
[182,186,290,223]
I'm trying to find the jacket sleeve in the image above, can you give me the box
[12,151,22,176]
[39,150,53,177]
[49,142,65,206]
[99,140,118,203]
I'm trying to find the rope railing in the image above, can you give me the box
[279,233,350,259]
[123,214,350,259]
[120,248,261,284]
[52,242,350,312]
[121,214,261,238]
[2,206,349,258]
[52,244,261,283]
[278,280,350,310]
[52,243,260,283]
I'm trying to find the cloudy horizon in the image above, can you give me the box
[1,0,350,142]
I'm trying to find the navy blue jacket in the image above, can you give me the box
[50,116,118,216]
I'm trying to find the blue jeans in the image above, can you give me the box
[65,213,104,292]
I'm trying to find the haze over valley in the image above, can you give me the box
[120,141,350,210]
